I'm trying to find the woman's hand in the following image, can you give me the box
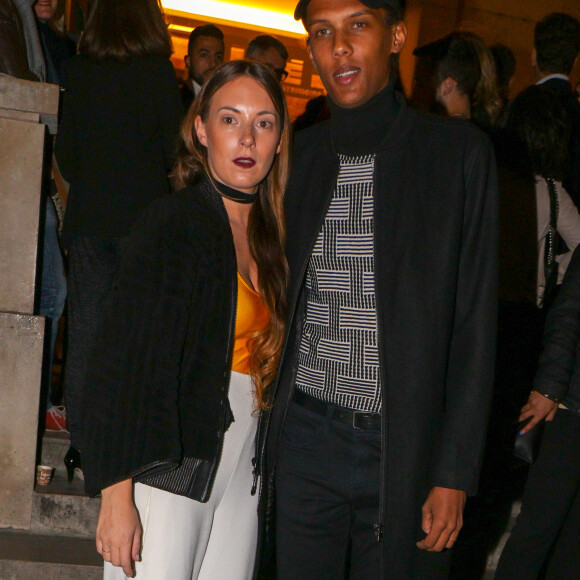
[518,390,559,434]
[96,478,141,577]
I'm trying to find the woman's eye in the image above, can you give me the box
[222,116,236,125]
[257,119,273,129]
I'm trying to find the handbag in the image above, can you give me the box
[513,416,546,465]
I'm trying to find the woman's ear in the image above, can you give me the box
[194,115,208,147]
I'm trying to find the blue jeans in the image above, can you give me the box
[40,197,67,408]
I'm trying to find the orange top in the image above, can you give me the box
[231,273,269,374]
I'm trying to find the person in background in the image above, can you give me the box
[181,23,224,111]
[490,43,516,112]
[34,0,75,84]
[34,0,74,432]
[495,245,580,578]
[413,31,501,131]
[260,0,498,578]
[451,84,580,580]
[533,12,580,208]
[292,94,330,133]
[246,34,289,83]
[0,0,38,79]
[84,59,290,580]
[55,0,182,482]
[413,32,480,120]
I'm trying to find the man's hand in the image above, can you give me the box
[416,486,466,552]
[96,479,141,577]
[518,390,558,434]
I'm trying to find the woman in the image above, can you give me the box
[493,86,580,579]
[82,60,290,579]
[54,0,182,478]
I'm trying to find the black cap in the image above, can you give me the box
[294,0,401,22]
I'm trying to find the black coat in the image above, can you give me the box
[55,54,182,242]
[262,99,498,578]
[83,179,239,499]
[535,244,580,413]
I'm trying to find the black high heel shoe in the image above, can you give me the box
[64,447,81,483]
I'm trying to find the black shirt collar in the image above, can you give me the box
[329,82,400,156]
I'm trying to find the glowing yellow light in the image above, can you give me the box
[161,0,306,37]
[168,24,194,34]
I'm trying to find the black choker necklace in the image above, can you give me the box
[210,177,258,204]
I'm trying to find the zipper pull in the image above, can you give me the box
[374,523,383,542]
[251,457,258,496]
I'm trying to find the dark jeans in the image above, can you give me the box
[495,410,580,580]
[63,236,121,450]
[40,197,67,408]
[275,399,381,580]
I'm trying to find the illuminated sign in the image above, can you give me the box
[161,1,306,37]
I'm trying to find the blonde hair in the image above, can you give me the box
[458,32,502,128]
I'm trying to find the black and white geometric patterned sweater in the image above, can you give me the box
[295,153,382,413]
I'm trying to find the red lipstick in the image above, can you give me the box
[233,157,256,168]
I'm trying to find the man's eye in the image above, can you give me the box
[314,27,330,38]
[352,21,367,29]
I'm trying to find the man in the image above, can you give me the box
[181,23,224,111]
[534,12,580,208]
[246,34,289,83]
[259,0,498,578]
[0,0,40,80]
[413,33,481,120]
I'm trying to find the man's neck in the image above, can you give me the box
[443,94,471,119]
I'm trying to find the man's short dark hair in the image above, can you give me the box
[534,12,580,75]
[188,24,224,55]
[414,33,480,99]
[247,35,289,62]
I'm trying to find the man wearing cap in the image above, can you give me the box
[258,0,498,578]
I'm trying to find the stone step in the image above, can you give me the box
[32,470,100,538]
[0,529,102,579]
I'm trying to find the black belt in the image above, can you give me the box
[292,389,382,431]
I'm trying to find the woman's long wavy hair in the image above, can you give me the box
[495,85,569,181]
[79,0,172,62]
[173,60,290,410]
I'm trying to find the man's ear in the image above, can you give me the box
[391,21,407,54]
[194,115,208,147]
[441,76,456,96]
[307,39,317,71]
[531,48,537,69]
[184,54,190,71]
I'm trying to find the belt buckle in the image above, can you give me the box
[352,411,365,430]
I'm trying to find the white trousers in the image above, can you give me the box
[104,371,260,580]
